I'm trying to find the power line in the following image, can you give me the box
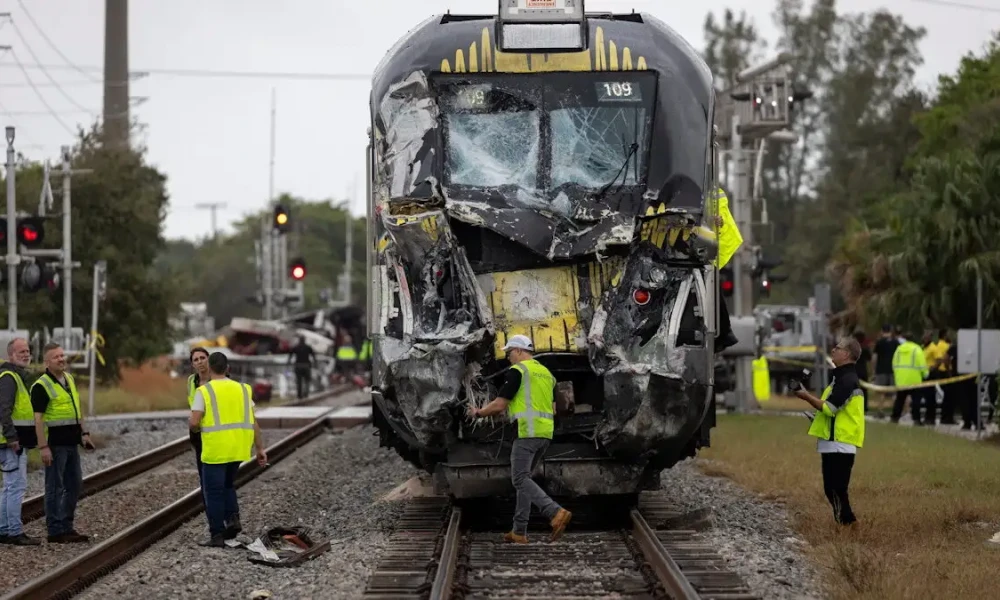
[7,48,76,136]
[910,0,1000,12]
[0,60,371,81]
[15,0,100,82]
[7,17,94,115]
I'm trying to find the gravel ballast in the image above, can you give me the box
[661,460,825,599]
[79,425,416,600]
[0,429,294,592]
[23,418,190,497]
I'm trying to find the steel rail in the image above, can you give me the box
[3,415,341,600]
[630,508,701,600]
[21,436,189,523]
[428,507,463,600]
[19,384,354,523]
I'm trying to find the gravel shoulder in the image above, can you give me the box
[0,429,295,592]
[661,459,826,600]
[79,425,416,600]
[24,418,190,497]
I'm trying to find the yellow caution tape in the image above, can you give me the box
[859,373,978,393]
[766,356,816,368]
[763,345,819,353]
[89,331,106,367]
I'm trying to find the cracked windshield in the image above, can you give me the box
[442,78,652,197]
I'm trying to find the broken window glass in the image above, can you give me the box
[445,111,540,189]
[550,107,648,189]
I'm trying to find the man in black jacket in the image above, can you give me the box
[0,338,41,545]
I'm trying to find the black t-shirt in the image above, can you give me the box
[290,343,315,366]
[873,337,899,375]
[30,371,82,447]
[497,368,523,401]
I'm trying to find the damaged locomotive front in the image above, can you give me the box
[366,7,720,499]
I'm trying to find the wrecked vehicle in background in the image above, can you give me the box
[366,3,721,499]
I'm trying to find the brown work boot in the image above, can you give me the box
[550,508,572,541]
[502,531,528,544]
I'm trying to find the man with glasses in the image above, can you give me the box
[789,337,865,526]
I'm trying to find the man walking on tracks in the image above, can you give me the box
[0,338,41,545]
[32,342,95,543]
[287,336,316,400]
[466,335,573,543]
[189,352,267,547]
[790,337,865,526]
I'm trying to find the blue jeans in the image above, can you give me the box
[201,462,240,537]
[45,445,83,536]
[0,448,28,537]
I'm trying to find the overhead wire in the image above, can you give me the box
[15,0,100,82]
[7,48,76,136]
[7,17,95,115]
[909,0,1000,12]
[0,61,371,81]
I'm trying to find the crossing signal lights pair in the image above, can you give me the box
[289,257,306,281]
[0,217,46,248]
[18,262,59,293]
[273,204,291,233]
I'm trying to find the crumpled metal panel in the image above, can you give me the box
[376,71,439,200]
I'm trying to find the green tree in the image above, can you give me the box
[0,127,175,380]
[702,9,768,89]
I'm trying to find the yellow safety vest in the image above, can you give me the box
[696,188,743,269]
[336,345,358,361]
[31,372,81,428]
[359,340,372,361]
[187,374,200,409]
[892,341,928,387]
[807,382,865,448]
[197,379,256,465]
[507,359,556,439]
[0,369,34,444]
[752,356,770,402]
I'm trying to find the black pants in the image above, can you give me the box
[717,282,733,342]
[821,452,857,525]
[189,431,205,506]
[294,365,311,399]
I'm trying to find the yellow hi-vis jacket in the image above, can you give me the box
[507,359,556,439]
[808,381,865,448]
[32,372,82,428]
[694,188,743,268]
[197,379,256,465]
[752,356,771,402]
[336,345,358,361]
[0,369,33,444]
[892,340,928,388]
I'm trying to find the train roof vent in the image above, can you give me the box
[440,13,493,24]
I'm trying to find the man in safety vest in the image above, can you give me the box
[696,187,742,352]
[789,336,865,526]
[31,342,95,543]
[889,333,929,425]
[0,338,41,545]
[466,335,573,543]
[335,335,358,380]
[189,352,267,547]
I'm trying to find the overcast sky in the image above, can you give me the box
[0,0,995,241]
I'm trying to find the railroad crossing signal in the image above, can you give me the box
[273,204,291,233]
[0,216,46,248]
[20,262,59,293]
[289,257,306,281]
[720,266,734,298]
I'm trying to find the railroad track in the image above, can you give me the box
[363,494,760,600]
[3,385,355,600]
[19,383,354,524]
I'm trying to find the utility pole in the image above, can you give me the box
[194,202,227,239]
[5,127,18,330]
[715,53,803,412]
[103,0,130,149]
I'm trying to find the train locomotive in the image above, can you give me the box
[366,1,721,499]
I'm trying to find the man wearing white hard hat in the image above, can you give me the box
[467,334,572,544]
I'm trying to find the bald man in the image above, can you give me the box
[0,338,40,545]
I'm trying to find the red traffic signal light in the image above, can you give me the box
[16,217,44,248]
[720,267,734,297]
[289,257,306,281]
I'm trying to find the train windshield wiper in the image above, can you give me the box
[592,141,639,204]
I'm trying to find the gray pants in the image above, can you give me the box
[44,445,82,537]
[511,438,561,535]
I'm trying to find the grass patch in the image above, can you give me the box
[73,361,190,415]
[700,414,1000,600]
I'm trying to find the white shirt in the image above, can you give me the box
[190,378,256,413]
[817,440,857,454]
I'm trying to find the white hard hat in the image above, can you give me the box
[502,334,534,353]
